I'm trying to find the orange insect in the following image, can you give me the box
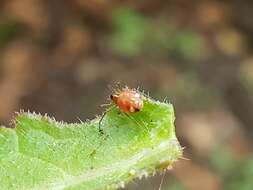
[110,88,143,113]
[99,86,144,133]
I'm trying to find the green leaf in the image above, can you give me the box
[0,98,182,190]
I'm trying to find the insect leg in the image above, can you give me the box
[158,172,166,190]
[98,105,116,134]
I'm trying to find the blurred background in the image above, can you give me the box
[0,0,253,189]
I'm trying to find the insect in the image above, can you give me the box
[99,86,144,133]
[110,87,143,113]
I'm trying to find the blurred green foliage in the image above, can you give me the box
[161,72,222,111]
[169,32,203,59]
[225,157,253,190]
[111,8,151,56]
[165,179,186,190]
[211,147,253,190]
[210,147,236,174]
[239,64,253,94]
[0,19,22,46]
[111,8,203,59]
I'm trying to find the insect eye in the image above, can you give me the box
[110,95,114,100]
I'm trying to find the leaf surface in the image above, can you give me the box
[0,98,182,190]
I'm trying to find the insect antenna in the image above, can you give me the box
[108,82,124,95]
